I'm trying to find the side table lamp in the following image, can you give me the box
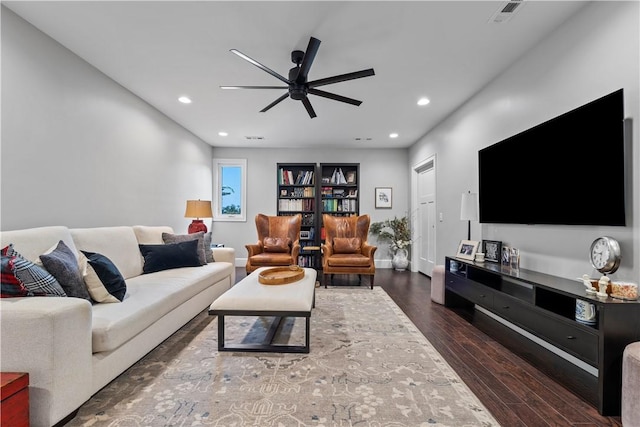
[184,199,213,234]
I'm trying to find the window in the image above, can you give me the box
[213,159,247,222]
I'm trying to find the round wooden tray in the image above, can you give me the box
[258,266,305,285]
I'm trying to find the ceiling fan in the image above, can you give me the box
[220,37,375,118]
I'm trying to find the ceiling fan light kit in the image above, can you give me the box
[221,37,375,118]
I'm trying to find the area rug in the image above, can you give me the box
[68,287,499,427]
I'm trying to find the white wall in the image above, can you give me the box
[210,147,409,265]
[409,1,639,283]
[1,7,213,232]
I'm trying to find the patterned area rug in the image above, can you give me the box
[68,287,499,426]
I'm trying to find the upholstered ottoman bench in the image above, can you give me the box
[209,267,316,353]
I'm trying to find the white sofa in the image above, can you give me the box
[0,225,236,427]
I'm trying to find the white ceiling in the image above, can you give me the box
[4,1,587,149]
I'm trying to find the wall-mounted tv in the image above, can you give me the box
[478,89,625,226]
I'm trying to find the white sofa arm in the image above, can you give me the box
[0,297,93,427]
[212,247,236,285]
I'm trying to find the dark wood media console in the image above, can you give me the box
[444,256,640,416]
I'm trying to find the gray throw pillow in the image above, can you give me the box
[40,240,91,301]
[203,232,214,263]
[162,232,206,265]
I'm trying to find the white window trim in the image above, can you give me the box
[213,158,247,222]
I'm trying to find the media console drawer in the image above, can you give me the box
[446,274,493,307]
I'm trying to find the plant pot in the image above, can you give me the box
[392,248,409,271]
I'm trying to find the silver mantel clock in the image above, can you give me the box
[589,236,621,274]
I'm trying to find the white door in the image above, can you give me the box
[417,159,436,275]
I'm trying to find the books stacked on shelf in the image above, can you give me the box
[279,169,314,185]
[328,168,348,185]
[278,198,315,212]
[297,255,316,268]
[280,187,315,198]
[322,198,357,213]
[321,187,358,198]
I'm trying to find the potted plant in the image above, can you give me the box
[370,215,411,270]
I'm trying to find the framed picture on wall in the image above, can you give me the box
[375,187,392,208]
[482,240,502,263]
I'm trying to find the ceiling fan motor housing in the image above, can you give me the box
[288,67,308,100]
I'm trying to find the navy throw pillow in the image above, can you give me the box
[139,240,202,274]
[40,240,91,301]
[81,251,127,301]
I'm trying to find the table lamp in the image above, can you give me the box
[184,200,213,234]
[460,191,478,241]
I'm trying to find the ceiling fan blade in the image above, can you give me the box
[308,68,375,88]
[308,88,362,106]
[260,93,289,113]
[295,37,321,84]
[220,86,288,90]
[230,49,291,85]
[302,97,317,118]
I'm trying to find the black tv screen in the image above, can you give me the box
[478,89,625,226]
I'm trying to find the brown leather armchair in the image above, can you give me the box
[245,214,302,274]
[321,214,376,288]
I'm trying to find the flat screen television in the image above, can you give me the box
[478,89,625,226]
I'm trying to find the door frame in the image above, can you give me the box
[411,154,437,273]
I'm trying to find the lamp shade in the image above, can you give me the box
[460,192,478,221]
[184,200,213,219]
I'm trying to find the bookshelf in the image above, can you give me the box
[277,163,319,268]
[319,163,359,242]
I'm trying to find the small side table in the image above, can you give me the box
[1,372,29,427]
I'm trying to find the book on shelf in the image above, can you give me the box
[279,169,314,185]
[329,168,348,185]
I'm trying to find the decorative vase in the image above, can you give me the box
[392,248,409,271]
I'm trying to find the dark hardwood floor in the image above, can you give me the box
[236,267,623,426]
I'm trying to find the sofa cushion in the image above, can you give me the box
[40,241,91,301]
[162,232,207,265]
[71,227,144,280]
[131,225,174,245]
[7,245,66,297]
[81,251,127,302]
[90,262,233,353]
[139,240,202,274]
[0,226,77,264]
[326,253,371,267]
[333,237,362,254]
[263,237,291,253]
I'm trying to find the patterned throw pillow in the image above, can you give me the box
[81,251,127,302]
[7,245,67,297]
[40,240,91,301]
[162,232,207,265]
[1,249,29,298]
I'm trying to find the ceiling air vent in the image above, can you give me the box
[488,0,525,24]
[245,136,265,140]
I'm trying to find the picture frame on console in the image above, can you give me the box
[456,240,479,261]
[482,240,502,263]
[501,246,511,265]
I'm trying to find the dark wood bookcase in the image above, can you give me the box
[444,256,640,416]
[319,163,359,243]
[277,163,319,268]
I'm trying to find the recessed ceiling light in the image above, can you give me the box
[218,131,228,137]
[417,97,430,106]
[389,133,399,138]
[178,96,192,104]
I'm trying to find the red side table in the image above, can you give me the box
[1,372,29,427]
